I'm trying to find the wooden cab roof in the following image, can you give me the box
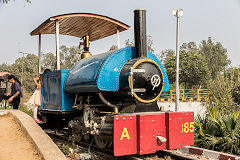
[30,13,130,41]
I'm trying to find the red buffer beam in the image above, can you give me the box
[113,112,194,156]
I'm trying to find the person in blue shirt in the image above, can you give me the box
[2,75,23,109]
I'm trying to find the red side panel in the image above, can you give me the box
[114,115,137,156]
[166,112,194,149]
[138,114,166,155]
[114,112,194,156]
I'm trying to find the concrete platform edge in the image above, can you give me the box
[180,146,240,160]
[4,110,66,160]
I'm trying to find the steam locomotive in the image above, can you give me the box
[34,9,194,156]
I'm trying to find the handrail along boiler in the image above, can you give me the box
[31,9,194,156]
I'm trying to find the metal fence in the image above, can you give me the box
[159,89,209,102]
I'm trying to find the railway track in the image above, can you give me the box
[45,130,113,159]
[45,129,206,160]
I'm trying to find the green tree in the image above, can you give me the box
[180,41,198,53]
[21,54,38,92]
[0,0,10,3]
[124,39,134,47]
[146,35,154,53]
[224,67,240,83]
[0,0,30,3]
[165,49,210,88]
[41,52,55,71]
[41,45,81,70]
[60,45,80,69]
[0,63,11,72]
[207,67,240,108]
[156,49,175,64]
[164,42,210,88]
[109,45,118,51]
[1,54,38,93]
[207,74,235,108]
[232,85,240,105]
[123,35,155,53]
[199,37,230,79]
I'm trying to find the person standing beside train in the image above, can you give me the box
[4,75,23,109]
[27,76,41,123]
[27,69,51,123]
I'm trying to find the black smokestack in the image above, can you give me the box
[134,9,147,58]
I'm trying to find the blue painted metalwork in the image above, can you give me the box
[41,70,74,111]
[97,47,169,92]
[97,47,136,91]
[147,51,169,92]
[61,70,75,111]
[41,71,61,110]
[64,46,169,93]
[64,51,113,93]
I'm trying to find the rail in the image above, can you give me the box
[159,89,210,102]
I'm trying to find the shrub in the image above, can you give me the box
[195,99,240,155]
[232,85,240,105]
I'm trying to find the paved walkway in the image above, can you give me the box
[0,115,40,160]
[0,110,66,160]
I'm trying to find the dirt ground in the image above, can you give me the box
[0,115,41,160]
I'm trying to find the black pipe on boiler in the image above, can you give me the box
[134,9,147,58]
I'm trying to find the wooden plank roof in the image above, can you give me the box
[30,13,130,41]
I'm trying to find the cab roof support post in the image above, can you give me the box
[117,28,120,49]
[55,19,60,70]
[38,34,41,75]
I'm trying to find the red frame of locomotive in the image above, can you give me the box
[114,112,194,156]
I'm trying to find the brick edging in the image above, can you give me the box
[179,146,240,160]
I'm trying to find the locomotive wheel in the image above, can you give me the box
[72,128,83,143]
[94,135,108,149]
[69,117,84,143]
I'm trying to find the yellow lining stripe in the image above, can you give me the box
[128,58,164,103]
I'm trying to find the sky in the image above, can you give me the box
[0,0,239,66]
